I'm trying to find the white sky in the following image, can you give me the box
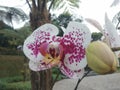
[79,0,120,24]
[0,0,120,32]
[78,0,120,32]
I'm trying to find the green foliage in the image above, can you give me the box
[0,76,24,83]
[51,12,83,36]
[52,12,73,28]
[0,55,25,77]
[0,54,31,90]
[0,81,6,90]
[0,81,31,90]
[0,21,12,30]
[0,26,31,48]
[6,81,31,90]
[52,12,73,36]
[52,67,64,81]
[0,47,21,55]
[92,32,103,41]
[51,0,80,13]
[0,33,10,47]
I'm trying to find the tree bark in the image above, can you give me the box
[30,70,52,90]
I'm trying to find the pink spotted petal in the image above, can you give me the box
[59,61,84,78]
[60,22,91,72]
[29,60,51,71]
[32,23,59,38]
[23,24,59,62]
[63,54,87,71]
[23,35,44,62]
[65,21,91,48]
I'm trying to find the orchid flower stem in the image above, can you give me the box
[111,47,120,52]
[52,70,61,87]
[74,70,90,90]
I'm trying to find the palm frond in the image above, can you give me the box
[111,0,120,7]
[112,11,120,29]
[0,6,29,29]
[49,0,80,13]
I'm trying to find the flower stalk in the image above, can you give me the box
[74,69,90,90]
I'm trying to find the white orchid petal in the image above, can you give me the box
[59,61,84,78]
[60,22,91,72]
[65,21,91,47]
[32,23,59,36]
[63,54,87,71]
[29,60,41,71]
[23,35,45,62]
[29,60,51,71]
[23,24,59,62]
[105,13,120,47]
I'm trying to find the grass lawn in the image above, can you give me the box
[0,55,26,77]
[6,81,31,90]
[0,80,31,90]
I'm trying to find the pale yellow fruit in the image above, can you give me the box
[86,41,117,74]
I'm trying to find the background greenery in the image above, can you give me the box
[0,11,107,90]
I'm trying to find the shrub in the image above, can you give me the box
[0,76,31,90]
[0,47,22,55]
[6,81,31,90]
[0,81,7,90]
[0,76,24,83]
[0,80,31,90]
[0,55,25,77]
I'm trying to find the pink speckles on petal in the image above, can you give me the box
[27,40,40,57]
[23,24,59,63]
[59,22,91,73]
[59,61,84,78]
[29,60,52,71]
[60,29,86,66]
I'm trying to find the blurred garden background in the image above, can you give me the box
[0,0,120,90]
[0,10,103,90]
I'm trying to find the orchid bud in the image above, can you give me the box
[86,41,118,74]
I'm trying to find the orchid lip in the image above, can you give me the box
[47,42,60,58]
[40,42,64,66]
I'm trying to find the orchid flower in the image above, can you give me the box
[23,22,91,78]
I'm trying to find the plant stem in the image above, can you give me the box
[52,70,61,86]
[111,47,120,51]
[74,70,90,90]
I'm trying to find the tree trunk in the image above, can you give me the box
[30,70,52,90]
[29,0,52,90]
